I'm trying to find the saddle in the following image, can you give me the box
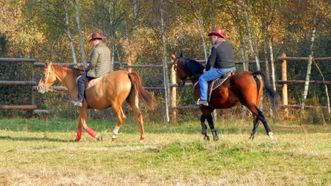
[195,70,236,101]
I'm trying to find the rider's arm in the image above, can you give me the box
[205,47,216,71]
[87,48,99,70]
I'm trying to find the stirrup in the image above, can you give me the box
[196,98,209,106]
[73,101,83,107]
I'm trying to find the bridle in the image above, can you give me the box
[38,63,54,93]
[174,58,202,86]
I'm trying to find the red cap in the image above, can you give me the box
[208,28,227,39]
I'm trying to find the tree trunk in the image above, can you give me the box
[73,0,87,67]
[301,26,316,110]
[209,0,216,29]
[197,17,208,62]
[133,0,139,29]
[233,1,248,70]
[269,37,276,91]
[262,27,270,81]
[241,0,260,70]
[108,0,115,66]
[63,0,77,65]
[313,61,331,119]
[160,0,170,122]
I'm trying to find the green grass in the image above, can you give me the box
[0,118,330,185]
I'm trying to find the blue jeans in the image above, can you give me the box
[77,72,94,102]
[199,67,236,101]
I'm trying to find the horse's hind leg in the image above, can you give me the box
[200,115,210,141]
[111,102,126,140]
[249,117,259,140]
[127,96,145,140]
[246,104,273,140]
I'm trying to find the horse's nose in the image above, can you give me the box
[37,85,45,94]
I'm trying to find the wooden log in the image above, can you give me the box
[0,105,37,110]
[173,105,199,109]
[170,62,177,122]
[315,57,331,61]
[0,81,36,85]
[277,80,331,85]
[282,104,328,109]
[144,87,164,90]
[281,52,288,117]
[0,58,35,62]
[34,62,163,68]
[277,56,331,61]
[169,82,194,87]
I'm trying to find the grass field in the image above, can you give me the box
[0,117,330,185]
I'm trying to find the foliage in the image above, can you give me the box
[0,0,331,120]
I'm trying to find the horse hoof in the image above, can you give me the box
[213,136,219,141]
[268,132,275,141]
[96,136,103,141]
[249,134,255,140]
[203,135,210,141]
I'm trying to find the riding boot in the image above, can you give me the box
[211,129,219,141]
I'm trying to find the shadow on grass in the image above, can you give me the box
[0,118,330,135]
[0,135,72,143]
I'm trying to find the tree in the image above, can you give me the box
[73,0,86,66]
[63,0,77,65]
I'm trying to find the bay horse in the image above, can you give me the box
[171,54,279,141]
[37,63,155,141]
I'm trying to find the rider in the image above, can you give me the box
[197,28,236,106]
[73,31,112,107]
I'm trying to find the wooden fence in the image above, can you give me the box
[2,54,331,122]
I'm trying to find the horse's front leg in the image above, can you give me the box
[78,107,102,141]
[206,114,219,141]
[75,120,83,142]
[200,115,210,141]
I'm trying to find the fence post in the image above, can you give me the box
[281,52,288,117]
[170,63,177,122]
[31,60,36,107]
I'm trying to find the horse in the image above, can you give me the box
[171,54,280,141]
[37,63,156,141]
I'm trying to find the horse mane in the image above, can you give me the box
[51,64,82,77]
[181,58,205,76]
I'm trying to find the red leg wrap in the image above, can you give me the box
[85,127,96,138]
[76,128,82,141]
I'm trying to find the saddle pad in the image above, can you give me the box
[86,77,102,89]
[208,71,235,101]
[211,71,235,91]
[194,71,235,101]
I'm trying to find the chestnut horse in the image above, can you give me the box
[171,55,279,141]
[37,63,155,141]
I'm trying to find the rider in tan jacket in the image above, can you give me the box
[74,31,112,107]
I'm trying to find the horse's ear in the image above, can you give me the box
[170,54,177,62]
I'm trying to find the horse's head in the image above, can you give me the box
[37,62,57,94]
[171,54,204,86]
[171,54,190,86]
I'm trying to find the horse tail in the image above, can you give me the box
[253,71,280,112]
[128,72,156,110]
